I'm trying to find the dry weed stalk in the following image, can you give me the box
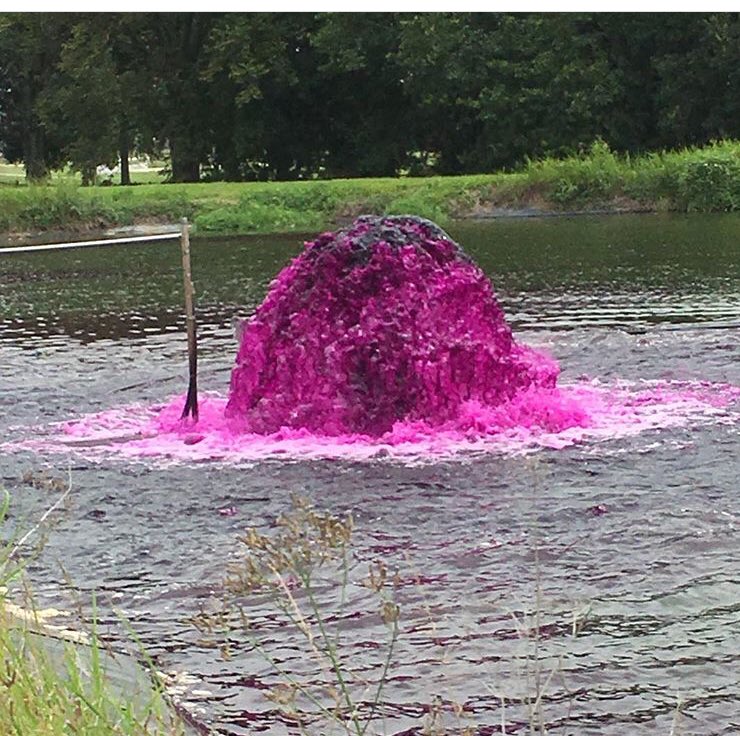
[9,464,73,562]
[217,495,400,736]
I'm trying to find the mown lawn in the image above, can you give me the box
[1,139,738,237]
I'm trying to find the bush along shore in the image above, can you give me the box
[1,140,739,239]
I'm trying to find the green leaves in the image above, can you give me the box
[1,12,739,183]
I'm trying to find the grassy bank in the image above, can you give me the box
[0,607,183,736]
[1,140,738,237]
[0,492,183,736]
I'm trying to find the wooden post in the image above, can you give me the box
[180,218,199,421]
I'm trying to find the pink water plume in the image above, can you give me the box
[227,216,558,435]
[12,379,737,465]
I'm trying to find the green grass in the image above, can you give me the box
[0,608,182,736]
[522,138,740,212]
[0,174,504,235]
[1,139,738,237]
[0,491,183,736]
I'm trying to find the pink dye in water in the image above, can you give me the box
[4,215,738,463]
[227,216,561,435]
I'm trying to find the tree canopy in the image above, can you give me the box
[0,12,738,183]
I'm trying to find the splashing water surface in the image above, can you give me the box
[4,215,738,463]
[227,216,560,435]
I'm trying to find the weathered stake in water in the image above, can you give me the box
[180,217,199,421]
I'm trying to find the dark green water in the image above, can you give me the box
[1,215,738,346]
[1,213,739,735]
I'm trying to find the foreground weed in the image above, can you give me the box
[0,605,183,736]
[203,495,400,735]
[669,691,684,736]
[1,484,184,736]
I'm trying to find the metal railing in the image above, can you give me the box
[0,232,180,254]
[1,219,199,420]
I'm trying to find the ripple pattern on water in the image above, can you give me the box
[1,215,738,734]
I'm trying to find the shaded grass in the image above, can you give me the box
[0,608,182,736]
[0,490,183,736]
[0,139,738,237]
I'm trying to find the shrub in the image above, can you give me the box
[675,154,740,212]
[525,140,625,207]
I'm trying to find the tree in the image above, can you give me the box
[652,13,740,146]
[1,12,738,183]
[395,13,622,172]
[0,14,70,180]
[203,12,412,180]
[38,20,120,185]
[309,12,412,177]
[104,14,162,185]
[144,13,218,182]
[201,12,307,180]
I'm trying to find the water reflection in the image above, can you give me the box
[1,215,738,347]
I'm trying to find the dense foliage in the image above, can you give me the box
[0,12,738,183]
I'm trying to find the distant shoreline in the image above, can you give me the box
[1,140,737,244]
[0,205,662,248]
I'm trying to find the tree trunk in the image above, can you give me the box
[21,84,48,182]
[81,165,95,186]
[24,132,48,182]
[170,138,200,182]
[221,140,240,182]
[219,101,240,181]
[119,131,131,186]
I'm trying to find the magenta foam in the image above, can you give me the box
[226,216,559,436]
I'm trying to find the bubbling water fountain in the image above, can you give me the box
[5,214,737,464]
[226,216,559,436]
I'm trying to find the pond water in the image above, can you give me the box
[1,214,739,734]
